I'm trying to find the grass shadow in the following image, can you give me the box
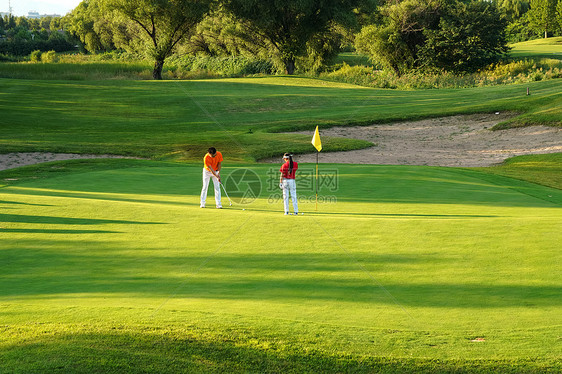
[0,325,556,373]
[1,246,559,309]
[0,213,164,226]
[0,228,120,234]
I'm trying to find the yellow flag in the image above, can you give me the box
[311,125,322,152]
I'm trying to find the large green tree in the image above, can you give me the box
[105,0,211,79]
[493,0,530,21]
[221,0,371,74]
[556,0,562,33]
[528,0,557,37]
[355,0,445,75]
[64,0,115,53]
[419,1,509,72]
[185,5,272,58]
[356,0,509,74]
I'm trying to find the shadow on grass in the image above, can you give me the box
[0,325,555,373]
[299,211,499,218]
[1,189,195,207]
[0,213,163,226]
[1,244,560,308]
[0,228,120,234]
[0,200,52,207]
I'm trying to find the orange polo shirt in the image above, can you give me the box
[203,151,223,171]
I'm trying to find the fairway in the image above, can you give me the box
[1,77,561,161]
[509,37,562,60]
[1,161,560,372]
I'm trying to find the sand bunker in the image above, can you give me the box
[263,113,561,167]
[0,152,136,171]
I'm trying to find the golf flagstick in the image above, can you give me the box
[311,126,322,211]
[315,151,318,211]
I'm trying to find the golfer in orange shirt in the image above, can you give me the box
[200,147,223,209]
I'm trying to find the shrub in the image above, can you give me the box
[323,63,380,87]
[322,58,562,90]
[42,50,58,63]
[0,54,19,62]
[30,50,42,63]
[167,55,274,78]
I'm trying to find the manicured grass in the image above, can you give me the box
[1,160,560,372]
[474,153,562,190]
[0,76,561,161]
[509,37,562,60]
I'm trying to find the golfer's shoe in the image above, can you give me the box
[216,205,223,209]
[200,204,205,208]
[284,212,289,215]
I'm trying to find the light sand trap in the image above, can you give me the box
[262,113,561,167]
[0,153,137,171]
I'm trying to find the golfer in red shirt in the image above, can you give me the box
[200,147,223,208]
[279,153,298,215]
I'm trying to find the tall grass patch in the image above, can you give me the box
[321,59,562,90]
[166,55,275,79]
[0,53,275,80]
[0,61,153,80]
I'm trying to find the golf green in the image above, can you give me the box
[1,162,561,371]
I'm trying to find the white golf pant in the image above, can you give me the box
[201,168,221,207]
[282,178,298,214]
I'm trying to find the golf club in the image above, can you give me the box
[219,181,233,206]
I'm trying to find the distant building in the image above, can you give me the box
[27,11,61,19]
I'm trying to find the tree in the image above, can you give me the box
[419,1,509,72]
[105,0,211,79]
[493,0,530,21]
[222,0,369,74]
[528,0,557,37]
[64,0,113,53]
[557,0,562,33]
[5,15,16,30]
[355,23,414,74]
[356,0,509,74]
[355,0,445,75]
[15,17,30,30]
[185,5,272,58]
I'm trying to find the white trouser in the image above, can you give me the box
[282,178,298,214]
[201,168,221,207]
